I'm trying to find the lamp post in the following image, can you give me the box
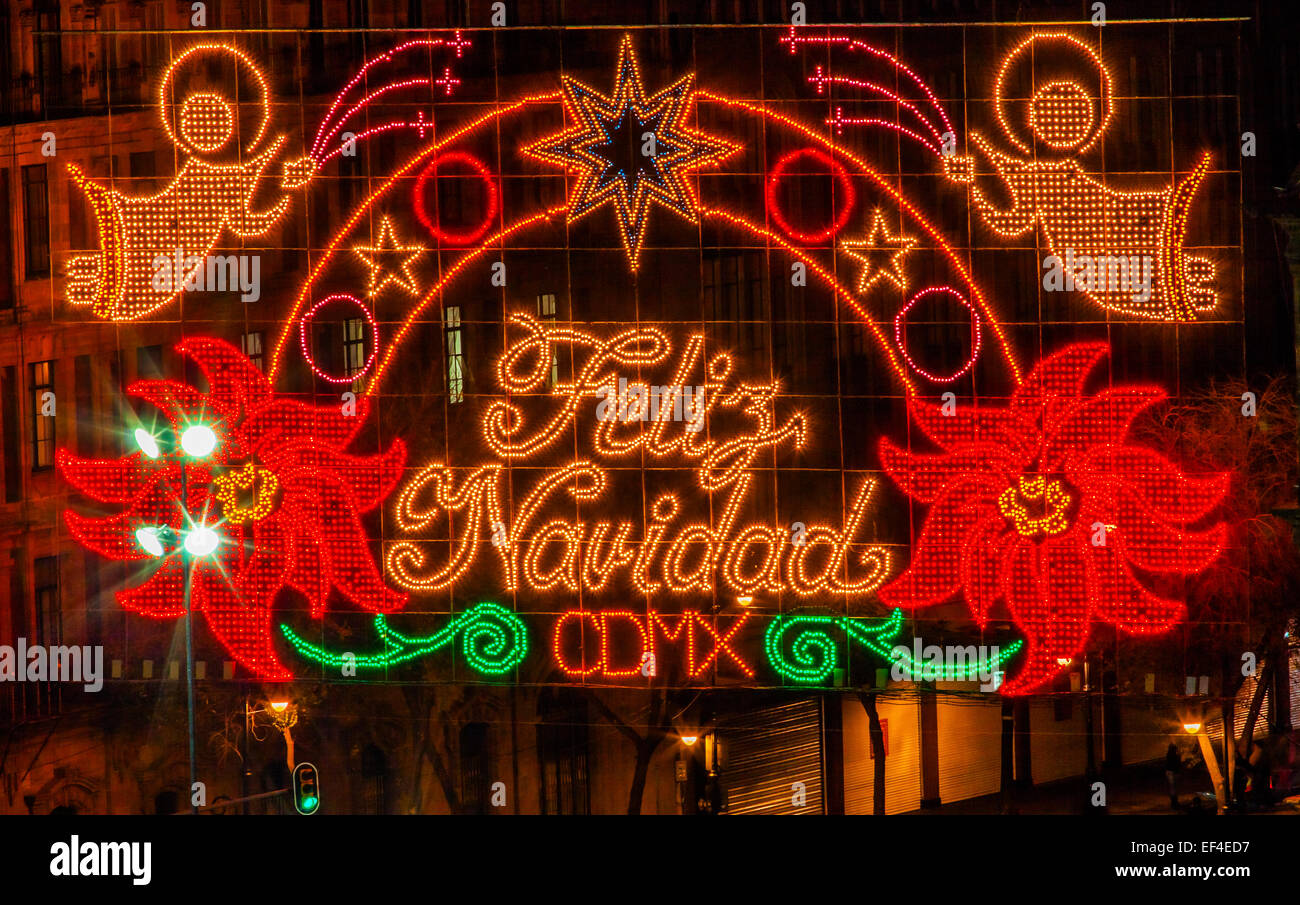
[244,697,298,814]
[182,503,197,815]
[137,423,218,815]
[1184,715,1227,814]
[178,423,216,816]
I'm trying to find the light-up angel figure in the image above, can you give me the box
[65,44,315,321]
[942,33,1215,321]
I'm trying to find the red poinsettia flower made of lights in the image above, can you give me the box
[879,343,1229,694]
[58,336,407,680]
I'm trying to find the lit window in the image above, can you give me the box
[445,306,464,404]
[241,331,265,372]
[30,360,55,471]
[538,293,558,387]
[342,318,366,379]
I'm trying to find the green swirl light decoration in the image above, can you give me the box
[764,608,1022,685]
[280,601,529,675]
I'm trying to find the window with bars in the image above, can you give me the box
[21,164,50,277]
[458,722,490,815]
[242,331,265,372]
[360,744,388,815]
[445,306,465,404]
[34,555,60,648]
[538,293,559,387]
[31,360,55,471]
[538,691,590,815]
[342,319,366,379]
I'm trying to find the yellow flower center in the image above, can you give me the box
[214,462,280,525]
[997,475,1073,538]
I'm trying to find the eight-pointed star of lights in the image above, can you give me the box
[840,209,918,294]
[522,35,740,271]
[354,216,425,297]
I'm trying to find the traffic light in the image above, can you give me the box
[292,762,320,815]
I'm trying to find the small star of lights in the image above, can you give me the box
[353,215,425,297]
[840,209,917,294]
[522,35,740,270]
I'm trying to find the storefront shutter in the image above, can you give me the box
[716,698,824,814]
[935,694,1002,804]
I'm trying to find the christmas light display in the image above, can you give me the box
[877,343,1229,694]
[893,286,982,384]
[522,34,740,270]
[282,603,527,676]
[765,609,1023,685]
[694,93,1023,384]
[412,151,500,245]
[840,208,917,293]
[353,216,425,297]
[65,44,310,321]
[58,337,408,680]
[940,32,1216,320]
[299,295,380,384]
[765,148,856,245]
[385,315,892,599]
[309,34,473,162]
[57,30,1238,694]
[782,27,954,154]
[552,610,754,679]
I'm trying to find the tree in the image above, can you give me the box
[1133,375,1300,802]
[582,680,700,815]
[856,692,887,815]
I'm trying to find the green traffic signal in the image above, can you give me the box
[292,762,320,815]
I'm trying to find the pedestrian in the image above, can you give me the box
[1165,741,1182,808]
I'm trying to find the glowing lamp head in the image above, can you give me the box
[736,596,754,607]
[134,429,161,459]
[1056,657,1073,667]
[269,700,290,713]
[135,526,166,557]
[180,424,218,458]
[184,525,220,557]
[680,735,698,746]
[1183,722,1202,735]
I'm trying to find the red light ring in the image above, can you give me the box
[894,286,982,383]
[299,294,380,384]
[412,150,500,246]
[765,147,856,245]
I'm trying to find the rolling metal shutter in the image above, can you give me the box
[935,695,1002,804]
[716,698,824,814]
[1028,700,1088,783]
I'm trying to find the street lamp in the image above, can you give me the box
[243,697,299,814]
[134,526,166,557]
[1181,713,1226,813]
[134,428,160,459]
[135,420,218,815]
[179,424,217,458]
[183,525,219,557]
